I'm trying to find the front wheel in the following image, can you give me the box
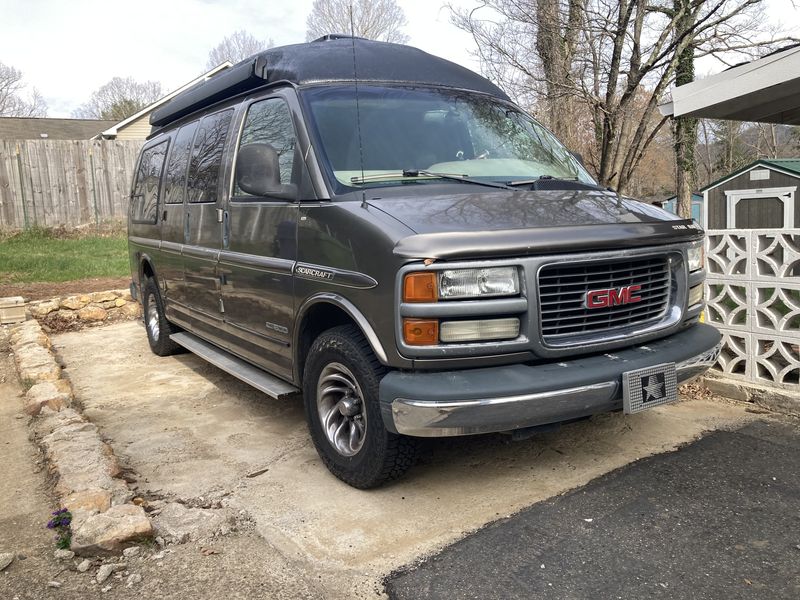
[303,325,417,488]
[142,277,181,357]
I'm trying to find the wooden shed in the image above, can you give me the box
[701,159,800,230]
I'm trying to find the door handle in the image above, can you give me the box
[184,211,190,242]
[222,210,230,248]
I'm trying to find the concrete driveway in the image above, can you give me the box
[52,321,754,598]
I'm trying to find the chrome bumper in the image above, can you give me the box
[382,326,721,438]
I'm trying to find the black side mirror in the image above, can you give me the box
[570,150,585,167]
[235,142,297,200]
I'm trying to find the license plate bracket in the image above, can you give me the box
[622,362,678,414]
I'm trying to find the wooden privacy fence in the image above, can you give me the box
[0,139,143,230]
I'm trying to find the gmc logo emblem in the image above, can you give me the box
[585,285,642,309]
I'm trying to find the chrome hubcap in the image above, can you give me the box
[317,362,367,457]
[146,293,160,341]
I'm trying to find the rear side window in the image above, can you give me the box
[131,140,169,223]
[187,109,234,204]
[163,121,198,205]
[234,98,296,197]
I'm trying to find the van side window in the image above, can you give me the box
[130,140,169,223]
[234,98,296,197]
[187,109,234,204]
[163,121,198,205]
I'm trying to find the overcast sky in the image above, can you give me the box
[1,0,797,118]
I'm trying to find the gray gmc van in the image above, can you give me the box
[127,36,720,488]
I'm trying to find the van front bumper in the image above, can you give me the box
[379,323,721,437]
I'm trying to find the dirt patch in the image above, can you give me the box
[0,278,131,302]
[52,321,757,598]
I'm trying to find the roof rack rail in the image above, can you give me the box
[311,33,368,42]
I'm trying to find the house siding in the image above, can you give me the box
[707,167,800,229]
[116,116,152,140]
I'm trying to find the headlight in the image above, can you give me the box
[438,267,519,299]
[687,243,704,272]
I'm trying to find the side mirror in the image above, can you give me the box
[235,142,297,200]
[570,150,585,167]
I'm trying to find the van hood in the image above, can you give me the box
[365,189,702,260]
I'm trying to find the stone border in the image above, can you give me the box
[702,372,800,416]
[8,319,152,555]
[29,289,141,331]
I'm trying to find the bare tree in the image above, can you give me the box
[306,0,410,43]
[73,77,163,121]
[0,62,47,117]
[451,0,794,197]
[206,30,273,70]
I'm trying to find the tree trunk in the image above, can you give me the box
[673,0,696,220]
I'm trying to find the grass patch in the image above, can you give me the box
[0,228,129,284]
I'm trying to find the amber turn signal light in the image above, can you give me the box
[403,272,437,302]
[403,318,439,345]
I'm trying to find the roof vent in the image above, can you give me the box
[311,33,368,42]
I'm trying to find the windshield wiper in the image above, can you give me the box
[350,170,511,190]
[505,175,579,187]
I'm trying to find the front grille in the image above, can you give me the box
[538,255,671,343]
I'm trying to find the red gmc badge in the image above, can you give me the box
[585,285,642,309]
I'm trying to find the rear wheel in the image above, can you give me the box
[142,277,181,357]
[303,325,417,488]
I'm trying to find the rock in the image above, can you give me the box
[155,536,165,547]
[13,343,60,383]
[24,380,72,416]
[54,548,75,560]
[100,300,117,309]
[122,546,140,558]
[47,581,62,588]
[63,489,112,514]
[102,584,113,592]
[0,552,14,571]
[153,502,229,544]
[114,298,127,308]
[77,305,107,322]
[71,505,152,555]
[119,303,142,318]
[60,296,87,311]
[89,291,117,303]
[10,325,51,348]
[53,309,79,323]
[96,562,127,584]
[151,551,165,560]
[77,559,91,572]
[126,573,142,588]
[30,300,60,317]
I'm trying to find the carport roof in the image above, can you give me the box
[659,44,800,125]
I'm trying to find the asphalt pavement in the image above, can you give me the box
[386,420,800,600]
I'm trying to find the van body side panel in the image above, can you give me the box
[295,201,413,369]
[218,202,298,380]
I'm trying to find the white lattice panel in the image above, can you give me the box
[705,229,800,391]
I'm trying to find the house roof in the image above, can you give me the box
[0,117,116,140]
[659,44,800,125]
[99,62,232,138]
[699,158,800,192]
[662,193,704,203]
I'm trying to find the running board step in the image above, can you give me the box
[170,332,300,400]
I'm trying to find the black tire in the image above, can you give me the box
[142,278,181,357]
[303,324,417,488]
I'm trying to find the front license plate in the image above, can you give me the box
[622,363,678,414]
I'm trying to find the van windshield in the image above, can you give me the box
[300,85,596,192]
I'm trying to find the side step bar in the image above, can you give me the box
[170,332,300,400]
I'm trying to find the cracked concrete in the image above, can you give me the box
[51,321,756,598]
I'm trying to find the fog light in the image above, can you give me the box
[403,318,439,345]
[439,318,520,343]
[688,284,704,307]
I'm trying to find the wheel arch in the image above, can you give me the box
[293,293,388,385]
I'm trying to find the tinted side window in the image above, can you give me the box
[187,109,234,204]
[163,121,198,205]
[234,98,296,197]
[131,140,169,223]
